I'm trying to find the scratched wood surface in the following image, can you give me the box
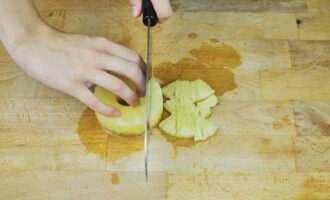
[0,0,329,199]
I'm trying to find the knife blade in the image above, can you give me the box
[142,0,158,182]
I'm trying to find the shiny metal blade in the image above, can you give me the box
[144,18,152,182]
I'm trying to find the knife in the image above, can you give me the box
[142,0,158,182]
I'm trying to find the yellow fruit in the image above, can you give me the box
[196,95,218,117]
[159,114,176,136]
[164,98,196,115]
[162,79,215,102]
[159,80,218,141]
[159,113,217,141]
[94,78,163,136]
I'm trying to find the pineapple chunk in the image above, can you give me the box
[160,80,218,141]
[195,117,218,141]
[191,79,215,102]
[197,95,218,108]
[159,115,176,136]
[176,114,195,138]
[164,98,196,114]
[196,95,218,117]
[162,79,214,102]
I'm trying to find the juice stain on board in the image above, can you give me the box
[111,172,120,185]
[154,41,242,96]
[155,41,242,155]
[77,109,143,164]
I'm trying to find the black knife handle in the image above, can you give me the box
[142,0,158,27]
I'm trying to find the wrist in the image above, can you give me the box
[1,17,47,43]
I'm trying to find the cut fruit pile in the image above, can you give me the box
[159,80,218,141]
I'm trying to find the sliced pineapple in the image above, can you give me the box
[164,98,196,115]
[176,114,196,138]
[196,95,218,117]
[162,79,215,103]
[95,78,163,136]
[194,117,218,141]
[159,114,176,137]
[160,80,218,141]
[191,79,215,102]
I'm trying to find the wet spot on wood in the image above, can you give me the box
[282,114,292,125]
[188,32,198,39]
[154,43,242,96]
[111,172,120,185]
[210,38,220,43]
[77,109,143,163]
[259,138,272,145]
[272,119,283,130]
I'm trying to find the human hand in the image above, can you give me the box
[4,24,146,117]
[130,0,173,22]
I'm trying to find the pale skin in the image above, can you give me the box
[0,0,172,117]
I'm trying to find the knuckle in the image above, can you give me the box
[130,64,142,77]
[87,98,101,111]
[159,11,173,21]
[112,80,126,93]
[130,52,141,63]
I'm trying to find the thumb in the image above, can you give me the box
[130,0,142,18]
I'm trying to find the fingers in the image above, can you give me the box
[89,71,140,106]
[91,37,146,72]
[97,53,146,96]
[151,0,173,23]
[130,0,142,18]
[72,85,121,117]
[130,0,173,22]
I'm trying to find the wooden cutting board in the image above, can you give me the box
[0,0,330,199]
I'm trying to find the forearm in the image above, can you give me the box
[0,0,44,43]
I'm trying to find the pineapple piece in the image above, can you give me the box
[197,107,211,118]
[159,115,176,137]
[162,81,176,99]
[197,95,218,108]
[175,80,194,100]
[195,117,218,141]
[162,79,214,102]
[191,79,215,102]
[164,98,196,114]
[160,79,218,141]
[176,114,195,138]
[196,95,218,117]
[95,78,163,136]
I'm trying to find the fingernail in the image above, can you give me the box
[113,110,121,117]
[132,6,138,17]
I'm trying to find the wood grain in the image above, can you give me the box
[0,44,11,62]
[154,39,292,69]
[0,62,71,98]
[289,40,330,69]
[210,100,296,136]
[260,69,330,101]
[296,13,330,40]
[108,132,296,173]
[294,136,330,172]
[167,173,330,200]
[307,0,330,12]
[171,0,307,12]
[219,69,262,100]
[293,101,330,136]
[0,171,166,200]
[34,0,128,9]
[65,10,299,40]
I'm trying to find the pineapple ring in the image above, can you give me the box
[94,78,163,136]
